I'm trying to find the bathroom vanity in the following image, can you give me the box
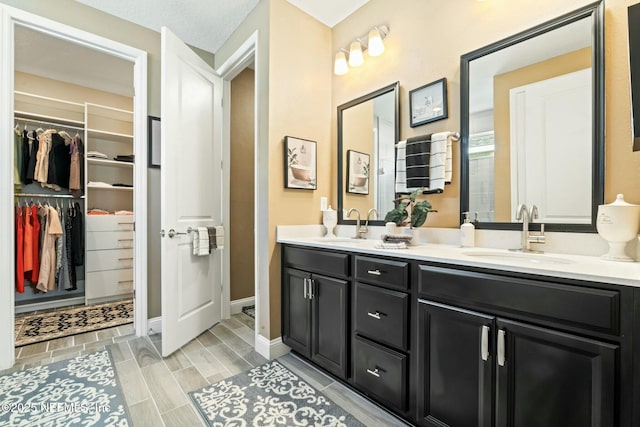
[279,233,640,427]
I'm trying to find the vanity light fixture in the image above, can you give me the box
[334,25,389,75]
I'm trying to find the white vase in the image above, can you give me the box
[323,207,337,238]
[596,194,640,262]
[403,226,420,245]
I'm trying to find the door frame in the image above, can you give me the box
[216,31,267,353]
[0,4,148,369]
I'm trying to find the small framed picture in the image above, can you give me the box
[409,78,448,127]
[148,116,161,168]
[346,150,370,195]
[284,136,317,190]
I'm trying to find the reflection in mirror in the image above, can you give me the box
[460,2,603,232]
[338,82,399,225]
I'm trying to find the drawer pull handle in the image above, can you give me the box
[366,368,380,378]
[117,239,134,242]
[367,311,382,320]
[118,222,133,225]
[118,280,134,285]
[118,257,134,261]
[497,329,506,367]
[367,269,382,276]
[481,325,490,361]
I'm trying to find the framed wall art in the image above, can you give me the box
[409,77,448,127]
[148,116,161,168]
[284,136,317,190]
[346,150,370,195]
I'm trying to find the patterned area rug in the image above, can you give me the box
[15,300,133,347]
[0,349,131,426]
[190,360,365,426]
[241,305,255,319]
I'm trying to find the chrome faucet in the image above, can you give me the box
[347,208,367,239]
[515,204,545,252]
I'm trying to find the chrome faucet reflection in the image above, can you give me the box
[347,208,368,239]
[514,204,546,252]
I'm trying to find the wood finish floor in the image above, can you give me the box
[5,313,409,426]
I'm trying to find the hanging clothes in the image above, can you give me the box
[26,130,39,183]
[23,205,33,274]
[65,208,77,290]
[69,135,83,197]
[36,205,63,293]
[26,204,41,284]
[15,207,24,294]
[34,129,55,186]
[14,127,22,195]
[47,132,71,190]
[20,129,32,184]
[56,208,71,291]
[72,202,84,266]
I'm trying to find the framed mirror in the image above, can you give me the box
[338,82,399,225]
[460,1,604,232]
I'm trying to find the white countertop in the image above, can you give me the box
[276,225,640,288]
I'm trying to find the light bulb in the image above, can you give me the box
[368,28,385,57]
[349,41,364,67]
[334,51,348,75]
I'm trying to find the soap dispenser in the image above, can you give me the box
[460,211,475,248]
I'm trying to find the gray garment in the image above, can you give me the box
[56,210,72,291]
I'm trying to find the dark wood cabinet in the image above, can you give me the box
[282,266,349,379]
[495,318,617,427]
[417,300,494,427]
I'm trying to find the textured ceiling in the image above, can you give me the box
[75,0,369,53]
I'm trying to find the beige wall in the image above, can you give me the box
[332,0,640,230]
[493,48,592,221]
[343,101,375,213]
[230,68,255,301]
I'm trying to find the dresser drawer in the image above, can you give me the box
[86,231,134,250]
[86,269,133,300]
[418,264,620,335]
[354,283,409,350]
[86,249,134,272]
[355,256,409,291]
[353,335,407,412]
[283,246,349,279]
[86,215,134,232]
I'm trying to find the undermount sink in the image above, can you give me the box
[463,250,574,265]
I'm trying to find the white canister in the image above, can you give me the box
[385,222,397,235]
[596,194,640,261]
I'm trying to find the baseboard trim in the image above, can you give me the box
[255,334,290,360]
[147,316,162,335]
[230,296,255,315]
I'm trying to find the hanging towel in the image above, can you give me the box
[395,140,408,193]
[445,138,453,184]
[405,134,432,189]
[429,133,448,192]
[207,226,225,251]
[193,227,210,256]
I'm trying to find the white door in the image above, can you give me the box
[160,27,223,356]
[509,68,592,223]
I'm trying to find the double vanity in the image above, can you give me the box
[278,226,640,427]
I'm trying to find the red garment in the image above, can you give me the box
[15,206,24,293]
[28,205,40,283]
[23,206,32,273]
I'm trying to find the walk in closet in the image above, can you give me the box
[13,25,135,314]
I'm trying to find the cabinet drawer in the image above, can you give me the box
[86,216,134,231]
[353,335,407,412]
[418,264,620,335]
[354,283,408,350]
[86,269,133,300]
[86,249,134,272]
[283,246,349,278]
[86,231,134,250]
[355,256,409,291]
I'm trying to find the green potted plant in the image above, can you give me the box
[384,188,435,228]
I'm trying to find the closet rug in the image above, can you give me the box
[190,360,365,426]
[0,349,131,426]
[15,300,133,347]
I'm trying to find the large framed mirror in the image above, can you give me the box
[460,1,604,232]
[338,82,399,225]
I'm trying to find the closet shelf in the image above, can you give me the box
[86,103,133,123]
[87,184,133,192]
[87,158,134,169]
[16,193,84,199]
[15,111,85,128]
[15,91,85,124]
[87,128,133,143]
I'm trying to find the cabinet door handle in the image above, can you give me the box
[366,368,380,377]
[367,269,382,276]
[367,311,382,320]
[481,325,490,361]
[303,278,308,299]
[497,329,506,367]
[309,279,314,299]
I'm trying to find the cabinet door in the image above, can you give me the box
[496,318,617,427]
[417,300,495,427]
[282,268,311,357]
[311,274,349,379]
